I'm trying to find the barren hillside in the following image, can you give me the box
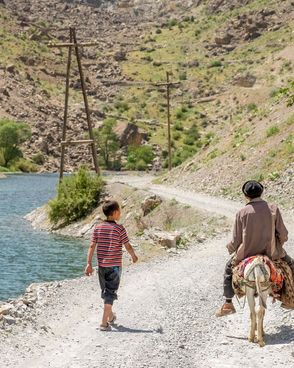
[0,0,293,205]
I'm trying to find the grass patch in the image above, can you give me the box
[266,125,280,137]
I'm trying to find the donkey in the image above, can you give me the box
[243,256,272,347]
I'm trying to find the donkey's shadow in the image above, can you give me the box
[265,325,294,345]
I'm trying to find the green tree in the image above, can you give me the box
[94,118,120,170]
[126,145,154,171]
[0,119,31,167]
[49,167,104,225]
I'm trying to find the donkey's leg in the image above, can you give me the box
[247,288,256,342]
[257,294,267,347]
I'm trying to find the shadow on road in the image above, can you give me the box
[265,325,294,345]
[111,324,163,334]
[226,325,294,345]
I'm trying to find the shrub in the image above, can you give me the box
[48,167,104,225]
[0,118,31,167]
[126,145,154,171]
[247,103,258,112]
[94,118,120,170]
[209,60,222,68]
[268,171,280,181]
[136,159,148,171]
[32,152,45,165]
[179,71,187,80]
[10,158,38,173]
[169,19,178,28]
[183,136,195,145]
[266,125,280,137]
[114,101,129,113]
[173,122,184,131]
[173,131,181,141]
[186,124,201,141]
[155,28,162,34]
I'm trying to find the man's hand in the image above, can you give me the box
[85,263,93,276]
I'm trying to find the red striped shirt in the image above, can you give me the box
[91,221,129,267]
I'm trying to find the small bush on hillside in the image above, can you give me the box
[268,171,280,181]
[173,122,184,131]
[179,71,187,80]
[168,145,198,168]
[209,60,222,68]
[266,125,280,137]
[185,124,201,141]
[48,167,104,225]
[114,101,129,113]
[173,131,181,141]
[155,28,162,34]
[246,103,258,113]
[183,136,195,145]
[168,19,178,28]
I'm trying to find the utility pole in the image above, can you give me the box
[48,27,100,181]
[166,71,172,171]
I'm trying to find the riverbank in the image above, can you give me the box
[1,176,294,367]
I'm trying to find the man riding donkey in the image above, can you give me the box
[216,180,294,317]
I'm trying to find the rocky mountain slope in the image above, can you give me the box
[0,0,293,206]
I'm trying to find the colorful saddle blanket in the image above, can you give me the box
[233,255,284,298]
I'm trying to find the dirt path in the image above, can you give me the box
[1,175,293,368]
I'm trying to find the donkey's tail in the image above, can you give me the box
[254,266,267,309]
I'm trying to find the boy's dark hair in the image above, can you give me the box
[102,200,120,217]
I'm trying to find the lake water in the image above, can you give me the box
[0,174,88,301]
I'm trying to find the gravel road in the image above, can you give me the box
[1,176,293,368]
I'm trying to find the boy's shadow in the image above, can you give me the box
[111,324,163,334]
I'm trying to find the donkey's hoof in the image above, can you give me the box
[258,340,265,347]
[248,336,255,343]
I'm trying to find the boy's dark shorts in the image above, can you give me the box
[98,266,121,305]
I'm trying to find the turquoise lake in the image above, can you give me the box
[0,174,88,301]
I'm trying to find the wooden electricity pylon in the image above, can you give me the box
[166,71,172,171]
[165,71,180,171]
[48,27,100,181]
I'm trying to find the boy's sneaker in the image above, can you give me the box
[215,302,236,317]
[100,323,111,331]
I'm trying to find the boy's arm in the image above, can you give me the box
[124,242,138,263]
[85,242,96,276]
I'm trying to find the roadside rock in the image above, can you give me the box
[145,229,182,248]
[0,304,14,316]
[141,194,162,216]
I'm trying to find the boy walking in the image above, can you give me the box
[85,200,138,331]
